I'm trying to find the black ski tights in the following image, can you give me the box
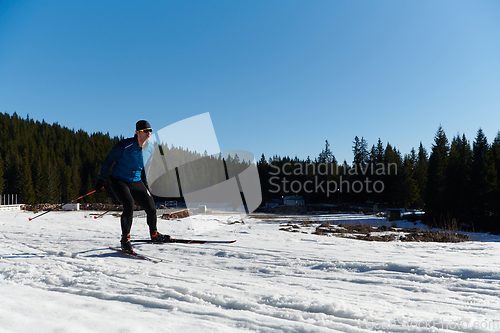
[109,176,157,239]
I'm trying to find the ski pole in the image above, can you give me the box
[94,210,111,219]
[29,190,97,221]
[71,190,97,202]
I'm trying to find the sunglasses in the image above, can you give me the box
[139,129,153,133]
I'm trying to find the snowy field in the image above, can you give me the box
[1,209,500,333]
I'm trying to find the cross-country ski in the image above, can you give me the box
[108,246,162,263]
[130,238,236,244]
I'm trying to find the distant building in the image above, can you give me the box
[265,198,283,208]
[386,208,402,221]
[284,196,305,206]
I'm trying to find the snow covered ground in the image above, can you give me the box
[1,209,500,333]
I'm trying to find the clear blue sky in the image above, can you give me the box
[1,0,499,163]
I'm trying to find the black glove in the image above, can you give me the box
[95,179,105,193]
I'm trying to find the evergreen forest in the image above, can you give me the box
[1,113,499,232]
[258,127,500,232]
[0,113,251,205]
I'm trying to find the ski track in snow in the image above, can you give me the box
[1,210,500,332]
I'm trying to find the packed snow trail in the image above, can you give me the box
[1,210,500,332]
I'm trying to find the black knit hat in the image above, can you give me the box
[136,120,152,131]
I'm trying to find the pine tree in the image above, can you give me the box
[383,143,403,205]
[425,126,449,227]
[350,137,369,202]
[445,134,472,226]
[352,136,369,167]
[374,138,385,164]
[319,140,336,164]
[368,139,385,204]
[414,142,428,208]
[490,132,500,223]
[257,154,272,202]
[471,128,497,229]
[401,151,418,209]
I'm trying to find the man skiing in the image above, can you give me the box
[96,120,170,252]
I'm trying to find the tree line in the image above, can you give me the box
[0,112,251,205]
[258,126,500,232]
[0,113,119,204]
[1,113,499,232]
